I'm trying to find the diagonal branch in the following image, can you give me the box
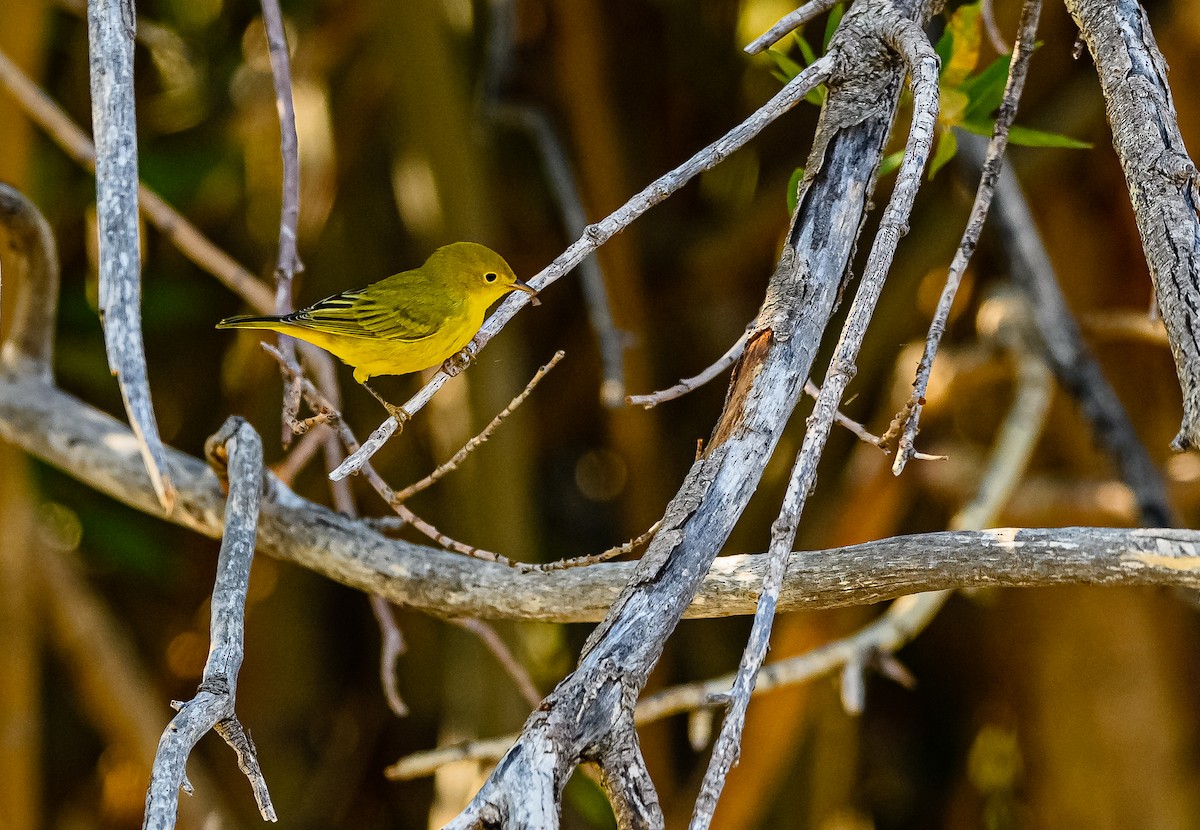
[892,0,1043,475]
[0,46,276,313]
[329,51,837,481]
[86,0,175,512]
[689,12,940,826]
[1064,0,1200,451]
[143,417,274,828]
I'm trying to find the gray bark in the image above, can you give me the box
[1066,0,1200,451]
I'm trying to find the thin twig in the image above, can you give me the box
[328,53,837,481]
[627,329,750,409]
[689,18,940,828]
[892,0,1043,475]
[87,0,176,513]
[270,424,329,485]
[520,521,660,573]
[0,47,275,313]
[369,596,410,717]
[144,418,274,827]
[980,0,1009,54]
[260,343,521,567]
[803,379,945,461]
[448,619,541,710]
[744,0,841,55]
[391,351,564,503]
[259,0,306,446]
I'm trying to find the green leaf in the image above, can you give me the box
[823,3,846,51]
[787,166,806,213]
[794,33,817,66]
[959,119,1093,149]
[879,151,905,176]
[928,128,959,178]
[935,27,954,69]
[765,48,804,82]
[1005,125,1093,149]
[960,54,1011,122]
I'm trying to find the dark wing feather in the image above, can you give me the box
[286,273,456,342]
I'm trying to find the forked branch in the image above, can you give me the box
[143,417,274,828]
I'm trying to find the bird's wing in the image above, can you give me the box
[287,278,452,342]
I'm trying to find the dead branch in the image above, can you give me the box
[86,0,175,512]
[690,11,940,824]
[1065,0,1200,451]
[143,417,274,828]
[892,0,1043,475]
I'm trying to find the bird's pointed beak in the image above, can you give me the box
[513,279,541,306]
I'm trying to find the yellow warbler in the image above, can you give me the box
[218,242,536,418]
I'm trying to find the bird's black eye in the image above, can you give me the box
[484,272,498,283]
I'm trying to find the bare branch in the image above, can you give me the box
[86,0,175,512]
[0,47,275,312]
[0,184,58,379]
[690,14,940,826]
[892,0,1042,475]
[144,417,274,827]
[803,379,945,461]
[627,329,750,409]
[744,0,841,55]
[7,370,1200,623]
[1065,0,1200,451]
[368,595,409,717]
[392,351,563,504]
[258,0,306,445]
[329,52,837,481]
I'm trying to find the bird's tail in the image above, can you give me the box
[216,314,287,331]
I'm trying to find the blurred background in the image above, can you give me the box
[2,0,1200,827]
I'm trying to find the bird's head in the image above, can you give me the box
[431,242,538,305]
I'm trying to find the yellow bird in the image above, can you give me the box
[218,242,536,419]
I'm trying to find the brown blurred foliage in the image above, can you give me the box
[3,0,1200,827]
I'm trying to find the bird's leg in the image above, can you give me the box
[442,345,477,377]
[361,381,410,425]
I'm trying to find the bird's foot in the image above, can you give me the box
[362,381,410,427]
[442,347,476,377]
[384,402,411,427]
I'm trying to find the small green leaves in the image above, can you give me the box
[959,120,1092,149]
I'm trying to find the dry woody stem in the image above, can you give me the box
[86,0,176,512]
[143,417,274,827]
[1065,0,1200,451]
[892,0,1043,475]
